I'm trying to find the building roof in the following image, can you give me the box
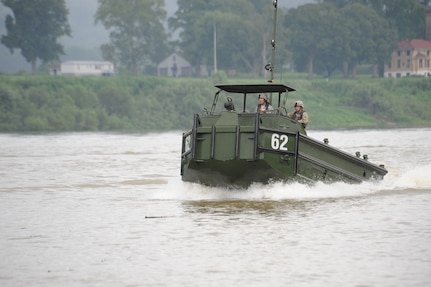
[158,53,190,68]
[398,39,431,50]
[62,61,113,65]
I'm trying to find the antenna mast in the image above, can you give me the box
[265,0,278,83]
[214,22,217,73]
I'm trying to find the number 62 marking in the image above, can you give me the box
[271,133,289,151]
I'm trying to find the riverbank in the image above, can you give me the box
[0,74,430,132]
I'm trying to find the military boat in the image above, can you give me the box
[180,83,387,188]
[180,0,387,188]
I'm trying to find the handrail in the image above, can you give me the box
[191,114,199,159]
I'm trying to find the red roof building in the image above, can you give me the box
[384,39,431,78]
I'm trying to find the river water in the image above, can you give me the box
[1,128,430,287]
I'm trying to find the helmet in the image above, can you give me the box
[294,100,304,108]
[258,93,268,101]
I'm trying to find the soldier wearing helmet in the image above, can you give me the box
[288,100,309,129]
[255,93,274,113]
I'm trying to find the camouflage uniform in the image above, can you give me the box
[288,100,309,128]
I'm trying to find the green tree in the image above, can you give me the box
[284,2,397,78]
[0,0,71,74]
[169,0,273,78]
[340,3,397,78]
[313,5,346,78]
[374,0,427,41]
[285,3,338,79]
[320,0,429,40]
[95,0,168,75]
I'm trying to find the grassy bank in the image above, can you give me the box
[0,74,430,132]
[294,76,431,129]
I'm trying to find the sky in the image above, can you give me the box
[0,0,314,73]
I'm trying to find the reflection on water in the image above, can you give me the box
[182,199,328,216]
[0,129,431,287]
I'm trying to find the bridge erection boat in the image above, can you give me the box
[180,83,387,188]
[180,0,387,188]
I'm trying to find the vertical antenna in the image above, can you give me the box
[266,0,278,83]
[213,22,217,73]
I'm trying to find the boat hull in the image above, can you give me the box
[181,112,387,188]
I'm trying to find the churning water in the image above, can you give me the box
[1,129,430,287]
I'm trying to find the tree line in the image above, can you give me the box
[1,0,430,78]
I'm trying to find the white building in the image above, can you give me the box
[157,53,192,77]
[59,61,114,76]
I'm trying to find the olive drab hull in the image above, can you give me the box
[180,112,387,188]
[180,84,387,188]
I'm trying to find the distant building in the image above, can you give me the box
[58,61,114,76]
[157,53,192,77]
[384,39,431,78]
[426,9,431,41]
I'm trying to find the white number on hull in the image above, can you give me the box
[271,133,288,151]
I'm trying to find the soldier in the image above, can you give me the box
[255,93,274,113]
[288,100,309,128]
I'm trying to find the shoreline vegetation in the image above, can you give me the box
[1,73,430,132]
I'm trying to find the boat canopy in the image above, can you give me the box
[215,84,295,94]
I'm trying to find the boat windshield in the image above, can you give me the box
[211,84,296,114]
